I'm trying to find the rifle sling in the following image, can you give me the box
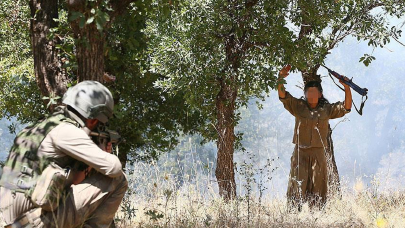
[328,72,367,116]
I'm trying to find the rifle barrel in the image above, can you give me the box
[320,65,368,96]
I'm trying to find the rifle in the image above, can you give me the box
[321,64,368,115]
[321,65,368,96]
[75,128,122,173]
[90,128,122,145]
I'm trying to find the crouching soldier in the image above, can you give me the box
[0,81,128,227]
[277,65,351,211]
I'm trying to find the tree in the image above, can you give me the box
[29,0,139,103]
[286,0,405,193]
[0,1,203,165]
[0,0,44,121]
[147,0,295,199]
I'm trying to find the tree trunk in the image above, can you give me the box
[76,27,105,82]
[301,66,321,84]
[215,81,237,200]
[214,30,242,200]
[302,72,341,195]
[29,0,69,102]
[73,23,105,82]
[67,0,136,83]
[296,0,342,198]
[66,1,135,167]
[326,124,341,196]
[67,5,105,82]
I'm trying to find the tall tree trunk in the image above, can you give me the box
[66,1,135,167]
[326,125,341,196]
[302,72,341,195]
[67,0,136,82]
[75,25,105,82]
[29,0,69,103]
[301,66,321,84]
[215,81,237,200]
[214,31,242,200]
[296,0,342,197]
[67,3,105,82]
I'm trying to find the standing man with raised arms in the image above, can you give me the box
[278,65,352,210]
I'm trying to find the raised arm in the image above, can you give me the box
[339,76,352,110]
[278,64,291,98]
[329,76,353,119]
[278,65,301,116]
[53,124,123,178]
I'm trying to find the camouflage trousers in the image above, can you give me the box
[287,145,328,210]
[0,171,128,228]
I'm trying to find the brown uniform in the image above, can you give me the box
[280,92,349,209]
[0,117,128,227]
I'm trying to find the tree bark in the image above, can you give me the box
[67,0,136,83]
[301,65,321,84]
[75,23,105,82]
[214,29,242,200]
[29,0,69,103]
[67,2,105,82]
[215,79,237,200]
[326,124,341,196]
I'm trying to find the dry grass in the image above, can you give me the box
[2,158,404,227]
[114,161,405,228]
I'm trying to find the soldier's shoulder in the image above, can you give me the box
[322,100,340,109]
[49,122,82,138]
[56,121,81,131]
[297,97,307,104]
[49,123,91,149]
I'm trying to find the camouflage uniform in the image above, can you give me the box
[0,81,127,227]
[280,92,350,209]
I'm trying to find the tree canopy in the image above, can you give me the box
[0,1,43,122]
[147,0,295,142]
[0,0,404,199]
[0,0,203,163]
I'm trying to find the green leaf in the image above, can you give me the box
[95,10,110,31]
[79,17,86,28]
[162,6,170,18]
[86,16,95,24]
[95,17,103,31]
[69,11,83,21]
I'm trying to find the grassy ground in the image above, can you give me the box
[1,162,404,227]
[117,193,405,227]
[114,163,405,228]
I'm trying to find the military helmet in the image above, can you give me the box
[62,81,114,123]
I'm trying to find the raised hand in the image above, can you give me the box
[339,76,350,88]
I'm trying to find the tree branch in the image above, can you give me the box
[245,0,259,8]
[326,2,386,65]
[109,0,138,20]
[393,36,405,47]
[66,0,85,10]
